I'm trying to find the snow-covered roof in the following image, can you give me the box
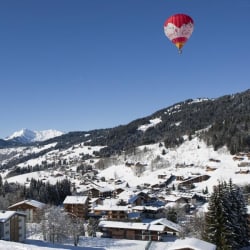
[150,218,182,232]
[8,199,46,209]
[89,185,114,192]
[164,195,183,202]
[168,237,216,250]
[0,211,26,222]
[94,205,129,212]
[99,220,165,232]
[132,205,145,211]
[0,211,16,222]
[63,196,88,204]
[247,205,250,214]
[132,205,164,212]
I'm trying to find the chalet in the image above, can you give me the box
[176,192,200,205]
[128,191,151,206]
[150,218,182,236]
[93,204,129,220]
[233,156,244,161]
[205,166,217,172]
[209,158,220,163]
[63,195,89,218]
[164,194,188,205]
[178,175,210,190]
[158,174,167,179]
[0,210,26,242]
[8,199,46,222]
[98,220,165,241]
[114,186,126,195]
[235,169,250,174]
[88,186,114,198]
[238,162,250,167]
[132,206,165,219]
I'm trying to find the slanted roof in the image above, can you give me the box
[128,194,140,204]
[169,237,216,250]
[150,218,182,232]
[63,196,88,204]
[165,195,183,202]
[0,211,26,223]
[99,221,165,232]
[0,211,16,222]
[94,205,129,212]
[8,199,46,209]
[89,185,114,193]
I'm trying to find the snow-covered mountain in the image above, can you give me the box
[1,89,250,193]
[5,129,64,143]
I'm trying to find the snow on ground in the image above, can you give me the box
[4,137,250,194]
[7,170,66,185]
[0,237,174,250]
[99,137,250,192]
[138,117,162,132]
[17,144,106,169]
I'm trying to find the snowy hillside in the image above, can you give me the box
[2,135,250,194]
[5,128,64,142]
[97,137,250,193]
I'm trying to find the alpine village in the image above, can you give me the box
[1,89,250,250]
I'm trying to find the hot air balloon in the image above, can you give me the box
[163,13,194,54]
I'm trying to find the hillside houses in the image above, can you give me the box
[59,177,210,242]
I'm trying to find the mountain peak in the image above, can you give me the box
[5,129,64,143]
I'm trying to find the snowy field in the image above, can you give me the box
[0,238,175,250]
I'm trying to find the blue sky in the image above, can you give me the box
[0,0,250,138]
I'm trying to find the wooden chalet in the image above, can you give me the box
[8,199,46,222]
[128,191,151,206]
[88,186,114,198]
[93,204,129,220]
[150,218,182,236]
[0,210,26,242]
[98,220,165,241]
[132,205,165,219]
[63,195,89,218]
[178,175,210,189]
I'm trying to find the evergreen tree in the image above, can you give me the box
[204,180,249,249]
[0,175,3,195]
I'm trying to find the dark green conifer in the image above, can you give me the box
[204,180,249,249]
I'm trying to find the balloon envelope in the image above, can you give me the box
[164,13,194,53]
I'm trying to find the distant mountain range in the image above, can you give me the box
[4,129,64,143]
[1,89,250,194]
[1,89,250,157]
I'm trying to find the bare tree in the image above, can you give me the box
[66,214,85,246]
[41,206,67,243]
[180,211,206,239]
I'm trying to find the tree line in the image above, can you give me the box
[0,175,72,208]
